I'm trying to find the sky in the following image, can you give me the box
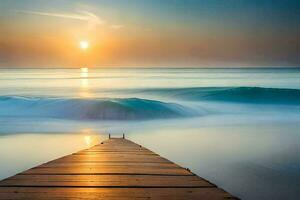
[0,0,299,68]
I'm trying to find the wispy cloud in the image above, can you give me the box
[16,10,125,31]
[17,10,106,30]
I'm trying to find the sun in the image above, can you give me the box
[79,40,89,50]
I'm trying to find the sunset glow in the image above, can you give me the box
[79,40,89,50]
[1,1,299,68]
[0,1,300,199]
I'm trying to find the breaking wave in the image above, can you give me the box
[0,96,197,120]
[135,87,300,105]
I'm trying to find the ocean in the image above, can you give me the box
[0,68,300,199]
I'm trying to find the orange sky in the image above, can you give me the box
[1,0,300,67]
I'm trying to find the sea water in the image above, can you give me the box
[0,68,300,199]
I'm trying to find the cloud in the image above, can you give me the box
[16,10,125,31]
[17,10,105,30]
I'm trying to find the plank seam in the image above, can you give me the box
[0,185,216,188]
[18,173,196,176]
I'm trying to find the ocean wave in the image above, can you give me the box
[135,87,300,104]
[0,96,197,120]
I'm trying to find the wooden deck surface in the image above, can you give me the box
[0,138,238,199]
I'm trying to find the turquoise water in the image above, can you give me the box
[0,68,300,199]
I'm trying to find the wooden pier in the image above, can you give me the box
[0,137,237,199]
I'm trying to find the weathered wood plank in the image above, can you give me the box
[0,138,238,199]
[38,162,176,167]
[22,166,192,175]
[50,157,170,163]
[0,175,213,187]
[0,188,237,200]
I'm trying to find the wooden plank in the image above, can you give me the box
[45,160,171,164]
[38,161,177,166]
[0,138,238,199]
[73,152,158,156]
[37,162,178,168]
[66,154,161,158]
[22,166,192,175]
[50,157,169,163]
[0,174,213,187]
[0,188,237,200]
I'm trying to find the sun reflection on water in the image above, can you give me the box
[81,68,89,78]
[84,136,92,146]
[79,67,92,98]
[81,128,101,148]
[81,78,89,88]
